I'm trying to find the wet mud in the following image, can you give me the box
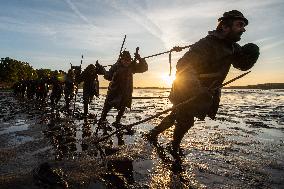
[0,89,283,188]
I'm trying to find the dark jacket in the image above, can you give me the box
[170,30,249,119]
[50,76,63,98]
[104,59,148,109]
[79,65,104,102]
[64,70,76,99]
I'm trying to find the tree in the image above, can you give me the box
[0,57,35,84]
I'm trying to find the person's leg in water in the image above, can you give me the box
[83,92,90,117]
[114,106,126,124]
[146,111,176,143]
[97,102,112,134]
[98,102,111,124]
[50,93,55,109]
[83,99,89,117]
[113,106,135,135]
[65,95,70,111]
[171,110,194,156]
[83,94,94,118]
[55,93,61,106]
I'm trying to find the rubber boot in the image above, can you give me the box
[98,104,111,127]
[171,115,194,156]
[114,107,126,124]
[83,101,88,118]
[146,113,175,143]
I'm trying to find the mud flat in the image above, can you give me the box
[0,89,284,188]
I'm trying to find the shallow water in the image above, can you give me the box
[0,89,283,189]
[0,119,29,135]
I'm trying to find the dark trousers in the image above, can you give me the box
[83,96,91,116]
[65,95,72,109]
[83,101,89,116]
[50,93,62,107]
[150,109,194,149]
[100,103,126,123]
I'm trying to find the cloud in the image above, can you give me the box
[260,39,284,51]
[104,0,163,41]
[0,16,57,36]
[64,0,95,28]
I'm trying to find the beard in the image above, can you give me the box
[227,31,243,42]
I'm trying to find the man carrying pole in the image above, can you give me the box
[145,10,260,155]
[98,48,148,128]
[78,61,105,117]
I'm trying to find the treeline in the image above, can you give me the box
[0,57,58,88]
[224,83,284,89]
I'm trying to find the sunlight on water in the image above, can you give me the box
[73,89,283,187]
[1,89,283,188]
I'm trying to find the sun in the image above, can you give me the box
[161,73,176,87]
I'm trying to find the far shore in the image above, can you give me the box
[1,83,284,91]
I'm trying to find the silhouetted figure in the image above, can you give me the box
[36,78,49,101]
[19,79,27,98]
[71,65,82,85]
[26,79,36,100]
[64,69,75,112]
[50,71,63,109]
[12,81,21,96]
[98,50,148,126]
[146,10,260,155]
[78,62,105,117]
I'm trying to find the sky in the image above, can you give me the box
[0,0,283,87]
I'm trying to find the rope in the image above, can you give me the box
[102,44,191,68]
[142,45,191,59]
[93,71,251,144]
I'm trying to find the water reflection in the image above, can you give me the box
[2,89,283,188]
[43,112,137,188]
[81,118,92,151]
[43,112,77,160]
[96,133,135,188]
[149,142,193,188]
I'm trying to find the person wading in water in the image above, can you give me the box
[146,10,260,156]
[98,49,148,131]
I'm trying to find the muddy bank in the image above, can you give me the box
[0,89,284,188]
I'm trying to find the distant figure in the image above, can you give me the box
[64,69,76,112]
[12,80,25,97]
[146,10,260,155]
[26,79,36,100]
[36,78,49,102]
[99,50,148,126]
[50,71,63,109]
[19,79,27,98]
[12,82,21,96]
[78,62,105,116]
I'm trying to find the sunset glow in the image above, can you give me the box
[161,73,176,87]
[0,0,283,87]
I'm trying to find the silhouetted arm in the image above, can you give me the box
[104,62,119,81]
[133,58,148,73]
